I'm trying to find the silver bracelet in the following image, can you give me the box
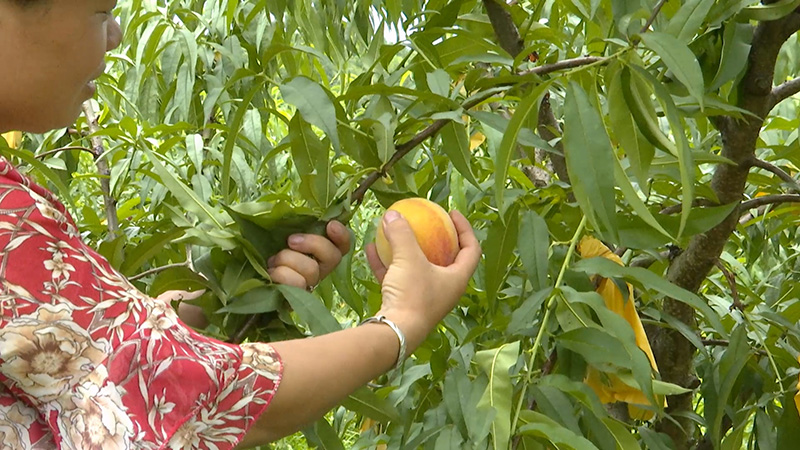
[359,315,407,370]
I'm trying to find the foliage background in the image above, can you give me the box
[4,0,800,449]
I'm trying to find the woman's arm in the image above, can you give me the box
[238,210,482,447]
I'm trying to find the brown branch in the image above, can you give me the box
[769,77,800,109]
[749,157,800,193]
[82,102,119,238]
[351,89,499,205]
[537,93,570,187]
[520,56,605,78]
[483,0,524,58]
[640,0,670,34]
[228,314,261,344]
[128,262,190,281]
[740,193,800,210]
[658,198,719,215]
[714,260,743,311]
[653,10,800,448]
[35,146,95,160]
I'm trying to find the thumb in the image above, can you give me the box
[382,210,426,264]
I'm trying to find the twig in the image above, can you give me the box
[770,77,800,110]
[128,262,190,281]
[35,146,95,160]
[519,56,605,78]
[740,193,800,210]
[702,338,766,356]
[658,198,718,215]
[228,314,261,344]
[82,102,119,238]
[749,157,800,194]
[640,0,670,34]
[351,89,498,205]
[714,260,743,311]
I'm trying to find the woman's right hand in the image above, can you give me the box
[365,209,481,352]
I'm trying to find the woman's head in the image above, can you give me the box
[0,0,121,133]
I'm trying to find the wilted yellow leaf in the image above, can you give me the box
[470,132,485,151]
[578,236,663,420]
[1,131,21,149]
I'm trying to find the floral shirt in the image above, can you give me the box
[0,158,283,449]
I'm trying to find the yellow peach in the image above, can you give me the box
[375,198,459,267]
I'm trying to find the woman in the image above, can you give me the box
[0,1,482,449]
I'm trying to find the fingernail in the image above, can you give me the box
[384,210,401,224]
[289,235,304,245]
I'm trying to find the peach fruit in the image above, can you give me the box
[375,198,459,267]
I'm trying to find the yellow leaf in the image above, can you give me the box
[470,132,485,151]
[578,236,663,417]
[1,131,21,149]
[796,356,800,416]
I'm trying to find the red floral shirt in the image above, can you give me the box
[0,158,283,449]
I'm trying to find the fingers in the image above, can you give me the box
[285,233,343,278]
[268,265,308,289]
[268,250,320,289]
[326,220,351,255]
[365,242,387,282]
[449,210,482,277]
[381,211,426,264]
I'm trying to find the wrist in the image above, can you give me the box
[359,315,406,370]
[374,308,434,353]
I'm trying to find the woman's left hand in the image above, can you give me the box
[267,220,351,290]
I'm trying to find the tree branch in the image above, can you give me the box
[740,193,800,210]
[537,93,570,188]
[770,77,800,109]
[653,9,800,448]
[520,56,605,77]
[640,0,670,34]
[749,157,800,193]
[483,0,524,58]
[35,146,96,160]
[658,198,718,215]
[82,102,119,238]
[129,262,190,281]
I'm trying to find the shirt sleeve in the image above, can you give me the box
[0,166,283,450]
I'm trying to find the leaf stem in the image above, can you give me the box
[509,215,587,449]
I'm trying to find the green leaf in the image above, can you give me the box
[141,146,226,228]
[280,76,341,152]
[564,81,618,242]
[613,153,672,240]
[572,257,727,335]
[603,419,642,450]
[484,204,521,307]
[302,418,345,450]
[666,0,716,43]
[518,211,550,292]
[704,325,751,446]
[557,327,634,370]
[342,387,402,423]
[440,121,480,188]
[709,22,752,91]
[738,0,800,21]
[639,32,705,110]
[217,286,282,314]
[607,63,654,190]
[518,410,599,450]
[120,227,186,276]
[221,76,268,203]
[277,284,341,335]
[475,341,520,450]
[495,81,552,211]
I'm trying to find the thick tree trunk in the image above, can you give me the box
[653,12,800,448]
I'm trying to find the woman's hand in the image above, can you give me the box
[267,220,351,290]
[365,210,481,352]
